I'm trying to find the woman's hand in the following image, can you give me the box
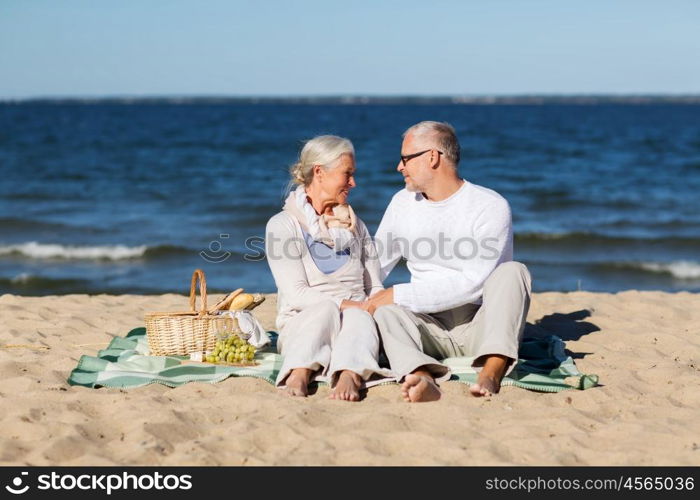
[359,301,377,315]
[340,300,363,311]
[340,300,376,315]
[367,288,394,309]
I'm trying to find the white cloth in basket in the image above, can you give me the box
[220,310,270,348]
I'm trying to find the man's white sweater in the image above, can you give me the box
[375,180,513,313]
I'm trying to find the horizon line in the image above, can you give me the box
[3,93,700,105]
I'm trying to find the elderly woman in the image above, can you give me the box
[265,135,392,401]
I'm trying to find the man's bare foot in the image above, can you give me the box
[470,373,500,397]
[401,372,441,402]
[329,370,362,402]
[283,368,312,397]
[470,354,509,397]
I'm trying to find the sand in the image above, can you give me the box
[0,291,698,466]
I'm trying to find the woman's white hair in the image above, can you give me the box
[289,135,355,187]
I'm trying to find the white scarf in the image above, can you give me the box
[283,186,357,251]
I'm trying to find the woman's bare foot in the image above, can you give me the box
[470,354,509,397]
[329,370,362,402]
[401,372,441,402]
[283,368,312,397]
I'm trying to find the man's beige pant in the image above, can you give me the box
[276,300,394,387]
[373,261,532,382]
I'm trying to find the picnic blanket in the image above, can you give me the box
[67,327,598,392]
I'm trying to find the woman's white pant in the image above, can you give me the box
[276,300,393,388]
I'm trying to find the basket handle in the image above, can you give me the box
[189,269,208,315]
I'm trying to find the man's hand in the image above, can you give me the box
[367,288,394,309]
[340,299,376,315]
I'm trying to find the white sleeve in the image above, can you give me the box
[358,219,384,297]
[393,202,513,313]
[374,200,403,281]
[265,214,344,309]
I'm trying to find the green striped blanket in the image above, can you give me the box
[67,327,598,392]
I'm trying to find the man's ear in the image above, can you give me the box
[430,149,441,169]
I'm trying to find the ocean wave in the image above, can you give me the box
[515,231,700,247]
[0,217,100,232]
[0,242,149,260]
[591,260,700,280]
[0,272,235,296]
[0,273,90,291]
[637,261,700,279]
[11,272,32,283]
[517,231,634,242]
[0,241,251,262]
[0,273,157,295]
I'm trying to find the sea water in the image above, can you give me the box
[1,102,699,295]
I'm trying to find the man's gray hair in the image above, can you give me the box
[403,121,460,165]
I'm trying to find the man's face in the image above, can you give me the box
[397,133,433,193]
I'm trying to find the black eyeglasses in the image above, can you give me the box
[400,149,443,166]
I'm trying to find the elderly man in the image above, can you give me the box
[369,121,531,402]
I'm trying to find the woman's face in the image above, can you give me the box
[317,153,356,205]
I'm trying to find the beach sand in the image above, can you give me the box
[0,291,698,466]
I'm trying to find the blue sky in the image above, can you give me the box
[1,0,699,98]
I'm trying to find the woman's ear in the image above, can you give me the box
[313,165,323,179]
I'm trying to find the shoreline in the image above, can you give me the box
[1,291,698,465]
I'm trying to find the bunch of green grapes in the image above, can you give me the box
[205,334,257,364]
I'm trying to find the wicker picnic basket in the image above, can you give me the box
[145,269,248,356]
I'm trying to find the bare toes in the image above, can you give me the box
[469,385,489,397]
[470,376,499,397]
[402,375,441,403]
